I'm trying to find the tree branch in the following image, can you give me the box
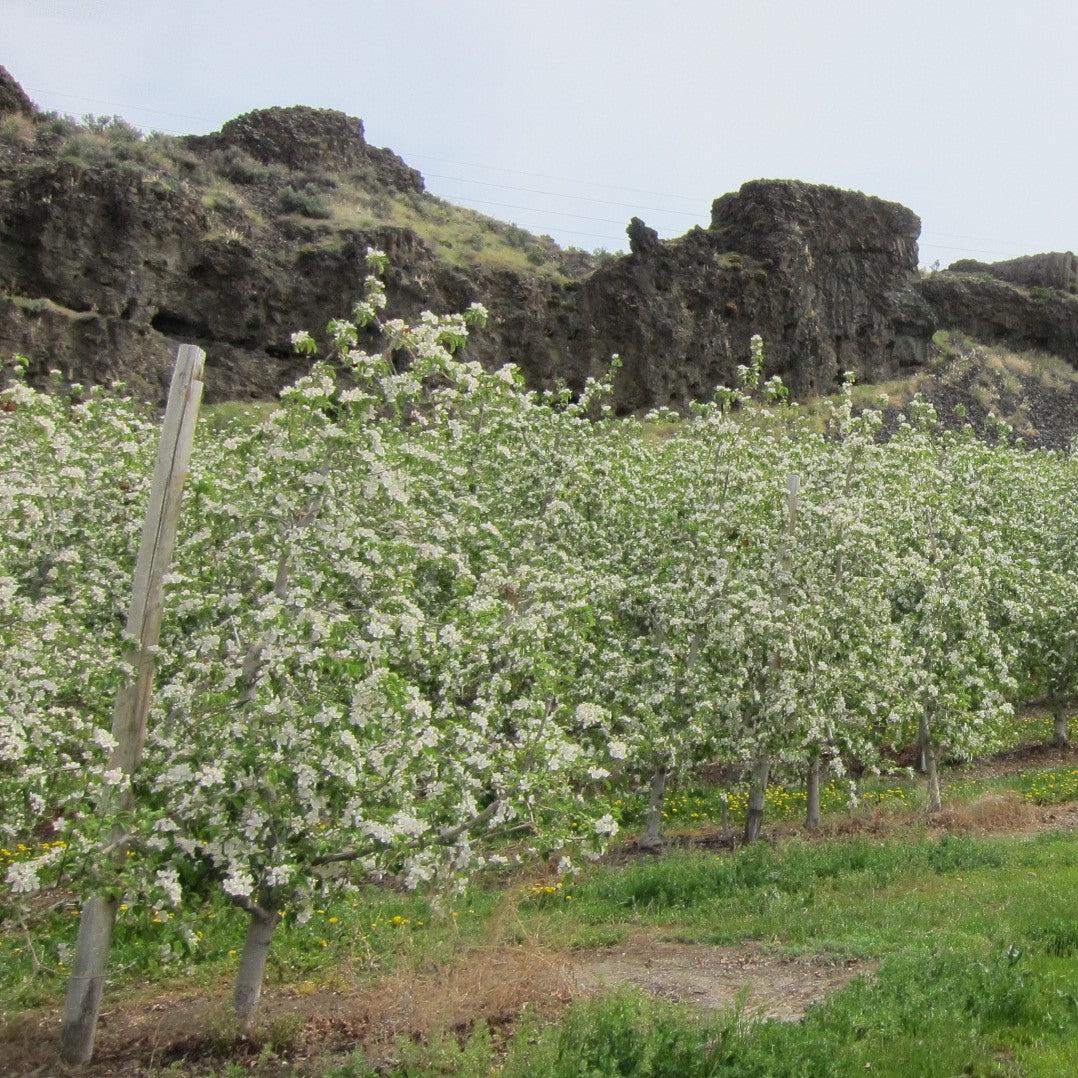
[311,799,504,867]
[230,893,272,921]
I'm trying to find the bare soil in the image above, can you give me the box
[0,941,574,1076]
[2,937,873,1075]
[574,938,874,1021]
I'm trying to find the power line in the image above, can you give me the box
[21,84,1059,257]
[400,149,707,204]
[449,207,623,244]
[920,241,1016,258]
[24,85,217,127]
[445,195,646,229]
[424,173,704,218]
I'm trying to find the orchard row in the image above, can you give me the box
[1,255,1075,1048]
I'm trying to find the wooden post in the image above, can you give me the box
[60,346,205,1064]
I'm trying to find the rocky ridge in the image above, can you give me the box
[1,64,1076,429]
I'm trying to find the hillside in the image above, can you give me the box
[828,332,1078,450]
[1,63,1076,440]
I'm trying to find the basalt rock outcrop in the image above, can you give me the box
[0,65,1074,411]
[565,181,935,409]
[947,252,1078,295]
[0,64,33,117]
[186,106,424,193]
[920,270,1078,368]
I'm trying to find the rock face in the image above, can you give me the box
[920,272,1078,368]
[0,64,33,116]
[187,106,424,193]
[948,252,1078,295]
[559,181,935,409]
[0,64,1072,411]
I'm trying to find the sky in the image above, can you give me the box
[4,0,1077,263]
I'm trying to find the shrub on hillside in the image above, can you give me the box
[214,145,273,185]
[276,183,332,219]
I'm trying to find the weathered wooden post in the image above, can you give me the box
[59,345,205,1064]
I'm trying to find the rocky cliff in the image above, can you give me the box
[1,64,1075,416]
[920,261,1078,365]
[563,181,935,410]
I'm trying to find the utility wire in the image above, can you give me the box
[23,84,1057,256]
[25,85,218,127]
[400,149,707,203]
[426,173,704,218]
[444,195,639,229]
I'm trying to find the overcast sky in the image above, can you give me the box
[5,0,1077,262]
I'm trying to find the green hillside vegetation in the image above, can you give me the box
[1,112,596,282]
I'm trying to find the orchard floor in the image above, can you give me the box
[3,735,1078,1076]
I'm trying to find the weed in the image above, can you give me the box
[0,113,35,146]
[213,145,273,185]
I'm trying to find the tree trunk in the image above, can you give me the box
[59,894,118,1063]
[233,906,278,1032]
[639,766,667,850]
[919,716,942,813]
[805,754,822,831]
[1052,701,1070,749]
[743,755,771,843]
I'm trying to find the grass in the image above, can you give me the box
[2,711,1071,1017]
[198,399,278,433]
[321,830,1078,1076]
[327,186,580,281]
[4,826,1078,1073]
[1,291,99,321]
[0,111,36,147]
[787,331,1078,447]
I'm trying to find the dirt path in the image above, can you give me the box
[3,936,872,1075]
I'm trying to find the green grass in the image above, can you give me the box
[198,399,278,434]
[603,707,1074,838]
[4,715,1072,1015]
[327,186,580,281]
[322,830,1078,1076]
[1,292,100,321]
[26,111,593,285]
[0,877,512,1014]
[5,831,1078,1074]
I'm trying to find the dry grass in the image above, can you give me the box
[0,935,573,1075]
[350,937,573,1041]
[0,112,36,147]
[936,790,1034,834]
